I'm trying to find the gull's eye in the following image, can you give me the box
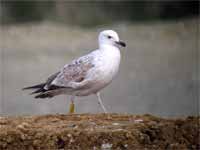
[107,35,112,39]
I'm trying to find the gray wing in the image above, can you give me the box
[23,53,95,98]
[51,54,94,88]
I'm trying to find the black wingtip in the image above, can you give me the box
[34,93,53,99]
[22,83,45,90]
[30,88,46,95]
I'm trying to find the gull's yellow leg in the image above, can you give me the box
[69,96,75,114]
[69,102,75,113]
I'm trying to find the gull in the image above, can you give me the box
[23,30,126,113]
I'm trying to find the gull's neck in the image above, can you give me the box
[99,44,119,52]
[98,43,121,63]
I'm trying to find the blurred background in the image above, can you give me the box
[0,1,199,117]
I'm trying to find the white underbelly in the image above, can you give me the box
[74,82,109,96]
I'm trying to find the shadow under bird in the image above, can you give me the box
[23,30,126,113]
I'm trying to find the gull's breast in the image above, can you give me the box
[88,49,121,91]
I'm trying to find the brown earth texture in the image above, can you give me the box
[0,114,199,150]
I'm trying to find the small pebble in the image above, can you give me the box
[134,119,143,123]
[101,143,112,150]
[112,122,120,126]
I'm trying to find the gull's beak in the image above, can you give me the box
[115,40,126,47]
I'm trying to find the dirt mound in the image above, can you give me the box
[0,114,199,150]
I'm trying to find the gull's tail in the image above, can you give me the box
[23,83,63,98]
[22,83,48,97]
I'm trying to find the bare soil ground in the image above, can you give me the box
[0,114,199,150]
